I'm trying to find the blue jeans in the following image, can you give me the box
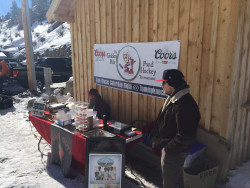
[161,148,188,188]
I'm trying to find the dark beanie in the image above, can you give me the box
[87,88,99,96]
[156,69,185,88]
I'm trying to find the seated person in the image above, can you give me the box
[0,60,11,90]
[87,88,110,120]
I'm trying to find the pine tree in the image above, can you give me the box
[5,13,11,20]
[31,0,51,21]
[8,0,19,27]
[17,9,23,30]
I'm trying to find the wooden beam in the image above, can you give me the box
[47,0,76,23]
[46,0,61,22]
[21,0,36,92]
[54,14,74,23]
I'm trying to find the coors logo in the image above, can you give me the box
[94,49,105,61]
[155,49,177,60]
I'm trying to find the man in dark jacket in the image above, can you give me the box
[151,69,200,188]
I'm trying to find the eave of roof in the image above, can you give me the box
[46,0,76,23]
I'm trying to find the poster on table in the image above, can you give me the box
[94,40,180,98]
[30,101,46,117]
[51,124,73,177]
[88,153,122,188]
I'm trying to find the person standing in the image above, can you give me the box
[151,69,200,188]
[0,60,11,91]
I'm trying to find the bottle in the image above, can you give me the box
[103,115,108,131]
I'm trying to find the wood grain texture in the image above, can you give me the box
[64,0,250,179]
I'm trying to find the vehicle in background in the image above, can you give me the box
[36,57,72,83]
[0,58,23,68]
[12,57,72,90]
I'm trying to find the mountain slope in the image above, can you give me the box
[0,19,71,61]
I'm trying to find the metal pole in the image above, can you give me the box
[21,0,37,92]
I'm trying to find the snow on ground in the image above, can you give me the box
[0,90,249,188]
[224,161,250,188]
[0,91,142,188]
[0,93,85,188]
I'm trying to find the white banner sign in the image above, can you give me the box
[94,41,180,98]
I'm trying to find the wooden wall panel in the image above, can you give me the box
[68,0,250,179]
[131,0,140,124]
[178,0,190,78]
[106,0,113,112]
[70,23,76,100]
[155,0,168,119]
[73,2,80,100]
[100,0,107,102]
[77,0,84,101]
[117,0,125,123]
[236,0,250,165]
[200,0,219,130]
[138,0,148,128]
[80,0,88,102]
[221,0,249,175]
[84,0,92,99]
[70,0,244,136]
[212,0,239,137]
[147,0,157,124]
[242,19,250,161]
[89,0,96,88]
[186,0,204,103]
[94,0,102,96]
[70,0,245,136]
[111,0,119,120]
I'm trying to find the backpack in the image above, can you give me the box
[0,96,13,109]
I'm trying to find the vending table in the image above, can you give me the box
[29,114,142,175]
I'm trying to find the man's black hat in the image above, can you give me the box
[156,69,185,88]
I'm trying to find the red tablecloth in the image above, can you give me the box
[29,115,52,144]
[29,114,142,175]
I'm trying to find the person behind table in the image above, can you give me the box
[87,88,111,120]
[0,60,11,90]
[151,69,200,188]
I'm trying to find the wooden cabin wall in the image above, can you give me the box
[224,0,250,170]
[69,0,241,136]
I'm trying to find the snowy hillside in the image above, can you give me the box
[0,19,71,59]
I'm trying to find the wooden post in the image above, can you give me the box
[21,0,37,92]
[44,67,52,96]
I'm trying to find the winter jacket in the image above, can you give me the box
[0,60,11,77]
[89,95,111,120]
[151,87,200,155]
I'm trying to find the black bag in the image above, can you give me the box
[0,96,13,109]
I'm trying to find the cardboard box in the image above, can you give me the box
[184,159,218,188]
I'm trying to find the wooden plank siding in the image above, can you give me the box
[66,0,250,180]
[226,0,250,169]
[111,0,119,120]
